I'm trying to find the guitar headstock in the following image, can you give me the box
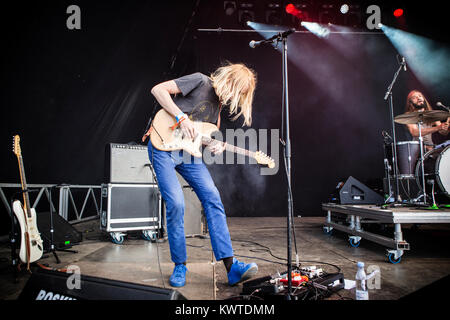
[255,151,275,168]
[12,135,21,157]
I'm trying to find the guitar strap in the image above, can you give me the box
[217,103,222,129]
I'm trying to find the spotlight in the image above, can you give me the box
[301,21,330,38]
[340,4,349,14]
[319,4,335,25]
[285,3,300,16]
[266,3,282,25]
[393,8,404,18]
[238,1,255,27]
[239,10,255,25]
[343,4,361,28]
[224,1,236,16]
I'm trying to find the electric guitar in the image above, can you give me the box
[149,109,276,168]
[12,135,43,269]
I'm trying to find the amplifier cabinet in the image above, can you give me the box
[100,183,162,233]
[105,143,154,184]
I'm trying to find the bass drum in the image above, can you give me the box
[415,146,450,204]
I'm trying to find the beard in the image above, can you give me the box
[412,101,425,109]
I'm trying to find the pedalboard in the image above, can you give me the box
[241,267,345,300]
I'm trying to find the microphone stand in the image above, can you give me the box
[383,60,406,205]
[274,29,295,299]
[281,32,294,299]
[252,29,296,298]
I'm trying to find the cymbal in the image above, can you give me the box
[394,110,450,124]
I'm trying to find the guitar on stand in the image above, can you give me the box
[12,135,43,271]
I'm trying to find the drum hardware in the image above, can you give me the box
[384,59,407,204]
[416,118,428,204]
[391,110,448,206]
[430,180,438,209]
[415,146,450,206]
[383,140,421,204]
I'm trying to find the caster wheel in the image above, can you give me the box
[349,238,360,247]
[110,232,125,245]
[142,230,157,242]
[388,253,402,264]
[323,227,333,235]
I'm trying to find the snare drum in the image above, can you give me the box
[415,146,450,203]
[385,141,420,178]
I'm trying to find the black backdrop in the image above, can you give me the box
[1,0,449,236]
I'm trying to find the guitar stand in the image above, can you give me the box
[9,195,20,282]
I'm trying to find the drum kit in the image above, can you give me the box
[385,110,450,207]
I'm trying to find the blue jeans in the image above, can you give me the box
[148,144,234,264]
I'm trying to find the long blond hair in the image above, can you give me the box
[210,62,256,126]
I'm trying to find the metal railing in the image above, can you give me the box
[0,183,101,224]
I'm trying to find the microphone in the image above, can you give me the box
[249,40,264,48]
[437,102,450,112]
[401,57,407,71]
[249,28,296,49]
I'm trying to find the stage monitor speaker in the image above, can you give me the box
[338,176,384,205]
[18,268,186,300]
[105,143,154,184]
[37,211,82,251]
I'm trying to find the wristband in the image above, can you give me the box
[175,112,187,122]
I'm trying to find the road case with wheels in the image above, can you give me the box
[100,183,162,244]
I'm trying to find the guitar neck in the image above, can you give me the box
[225,143,255,158]
[202,137,256,158]
[17,155,32,218]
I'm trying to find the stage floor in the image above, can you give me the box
[1,216,450,300]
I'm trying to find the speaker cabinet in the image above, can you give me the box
[37,211,82,250]
[104,143,154,184]
[19,268,185,300]
[337,176,384,205]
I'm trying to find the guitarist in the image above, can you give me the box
[142,62,259,288]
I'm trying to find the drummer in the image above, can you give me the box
[404,90,449,151]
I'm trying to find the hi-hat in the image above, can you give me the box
[394,110,450,124]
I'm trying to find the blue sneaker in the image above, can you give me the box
[169,264,187,287]
[227,259,258,286]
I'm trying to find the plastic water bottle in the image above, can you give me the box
[355,261,368,300]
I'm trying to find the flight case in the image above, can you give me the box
[100,183,162,244]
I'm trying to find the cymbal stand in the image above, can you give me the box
[384,58,406,204]
[417,119,427,204]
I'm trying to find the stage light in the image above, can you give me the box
[340,4,349,14]
[224,1,236,16]
[345,6,361,28]
[301,21,330,38]
[380,24,450,93]
[285,3,299,16]
[237,1,255,27]
[393,8,404,18]
[266,3,282,25]
[319,4,335,25]
[239,10,255,25]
